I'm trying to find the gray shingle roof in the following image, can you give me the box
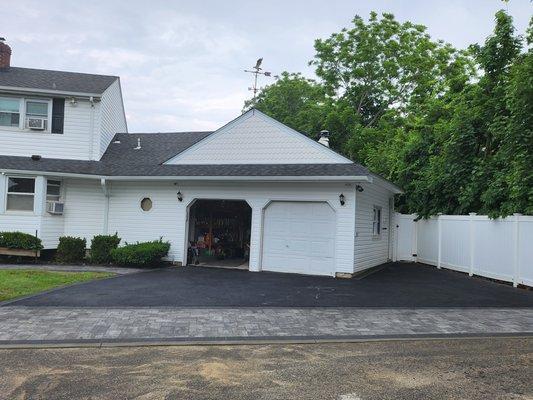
[0,131,372,178]
[0,67,118,94]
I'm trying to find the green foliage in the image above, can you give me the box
[0,270,114,302]
[251,10,532,218]
[110,240,170,268]
[56,236,87,263]
[0,232,43,251]
[90,233,121,264]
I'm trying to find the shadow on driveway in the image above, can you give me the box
[5,262,533,308]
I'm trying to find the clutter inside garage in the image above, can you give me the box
[187,199,252,269]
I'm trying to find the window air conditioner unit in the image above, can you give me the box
[26,117,47,130]
[46,201,64,215]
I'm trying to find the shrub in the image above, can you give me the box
[110,239,170,267]
[90,233,121,264]
[56,236,86,263]
[0,231,43,250]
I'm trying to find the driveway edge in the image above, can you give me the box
[0,332,531,349]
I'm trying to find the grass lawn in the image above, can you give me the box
[0,270,115,302]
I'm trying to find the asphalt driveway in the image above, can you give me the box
[5,262,533,308]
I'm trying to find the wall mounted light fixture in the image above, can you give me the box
[177,191,183,202]
[355,185,364,192]
[339,193,346,206]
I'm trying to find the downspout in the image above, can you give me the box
[100,178,110,234]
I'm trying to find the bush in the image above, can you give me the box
[0,231,43,250]
[90,233,121,264]
[56,236,86,263]
[110,239,170,267]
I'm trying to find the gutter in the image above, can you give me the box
[0,86,103,99]
[0,168,373,183]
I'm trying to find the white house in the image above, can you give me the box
[0,40,401,277]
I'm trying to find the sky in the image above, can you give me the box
[3,0,532,133]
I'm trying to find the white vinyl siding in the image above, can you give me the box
[62,179,105,243]
[97,79,127,159]
[0,98,97,160]
[354,183,393,271]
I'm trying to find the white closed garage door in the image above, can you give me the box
[262,201,336,276]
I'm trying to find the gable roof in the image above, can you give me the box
[165,109,353,165]
[0,67,118,95]
[0,129,373,179]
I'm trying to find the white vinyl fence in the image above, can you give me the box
[394,213,533,287]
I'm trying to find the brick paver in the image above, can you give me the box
[0,307,531,343]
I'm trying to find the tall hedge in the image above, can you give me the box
[110,240,170,268]
[90,233,121,264]
[0,231,43,250]
[56,236,86,263]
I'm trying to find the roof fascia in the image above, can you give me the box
[0,86,104,98]
[0,169,373,183]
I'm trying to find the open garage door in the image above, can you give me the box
[262,201,336,276]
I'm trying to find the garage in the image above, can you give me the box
[261,201,336,276]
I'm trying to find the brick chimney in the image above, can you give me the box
[0,38,12,70]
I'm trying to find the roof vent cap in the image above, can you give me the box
[134,137,141,150]
[31,154,42,161]
[318,130,330,147]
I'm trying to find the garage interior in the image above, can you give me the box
[187,199,252,269]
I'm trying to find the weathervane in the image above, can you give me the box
[244,58,278,103]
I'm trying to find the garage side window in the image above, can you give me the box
[372,206,382,236]
[6,177,35,211]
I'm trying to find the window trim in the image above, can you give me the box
[0,95,53,133]
[372,205,382,238]
[5,176,36,213]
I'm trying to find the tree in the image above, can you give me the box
[244,72,329,140]
[247,11,532,218]
[311,12,469,127]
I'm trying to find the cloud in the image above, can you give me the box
[2,0,532,132]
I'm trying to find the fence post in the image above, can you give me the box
[469,213,476,277]
[513,213,521,288]
[437,213,442,269]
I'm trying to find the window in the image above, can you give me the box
[372,206,382,236]
[25,100,49,130]
[0,97,59,132]
[140,197,152,212]
[0,97,20,127]
[6,177,35,211]
[46,180,62,202]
